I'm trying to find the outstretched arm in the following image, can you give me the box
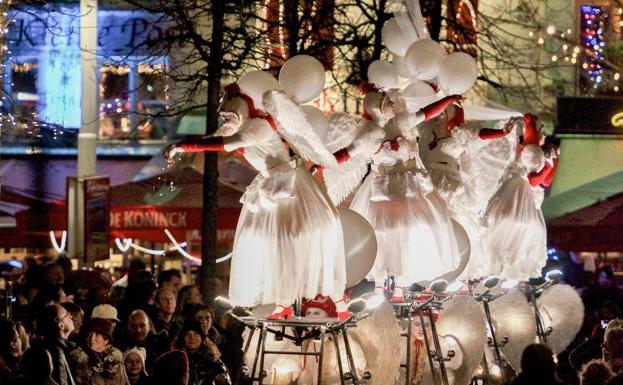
[478,116,520,140]
[164,118,274,160]
[396,95,462,129]
[528,159,555,187]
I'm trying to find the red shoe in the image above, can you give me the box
[267,305,292,320]
[391,286,405,302]
[335,294,351,321]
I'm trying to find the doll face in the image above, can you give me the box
[217,95,249,136]
[412,318,432,341]
[305,307,329,319]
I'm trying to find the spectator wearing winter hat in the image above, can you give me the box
[175,320,231,385]
[123,348,148,385]
[68,318,129,385]
[91,304,120,332]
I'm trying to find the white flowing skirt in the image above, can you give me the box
[228,167,346,306]
[483,175,547,279]
[350,171,461,284]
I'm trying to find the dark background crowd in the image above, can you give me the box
[1,251,623,385]
[0,255,245,385]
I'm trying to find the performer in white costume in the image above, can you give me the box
[341,86,462,286]
[482,113,559,279]
[165,74,346,307]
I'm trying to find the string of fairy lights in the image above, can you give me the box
[525,5,623,94]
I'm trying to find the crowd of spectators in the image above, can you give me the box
[0,255,244,385]
[4,252,623,385]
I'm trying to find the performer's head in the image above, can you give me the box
[302,295,338,319]
[411,309,439,341]
[217,83,251,135]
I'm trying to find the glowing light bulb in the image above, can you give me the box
[546,25,556,35]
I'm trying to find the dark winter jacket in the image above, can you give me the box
[185,347,231,385]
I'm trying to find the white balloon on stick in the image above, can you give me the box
[367,60,400,90]
[279,55,326,104]
[301,105,329,141]
[338,208,377,288]
[438,52,478,95]
[237,70,280,108]
[404,39,447,80]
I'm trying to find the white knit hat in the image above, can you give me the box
[123,347,147,376]
[91,304,120,322]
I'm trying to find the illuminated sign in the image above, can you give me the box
[557,96,623,135]
[612,112,623,127]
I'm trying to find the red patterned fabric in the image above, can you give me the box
[301,294,338,317]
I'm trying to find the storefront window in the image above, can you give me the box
[99,60,168,141]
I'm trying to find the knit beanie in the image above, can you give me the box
[123,347,147,376]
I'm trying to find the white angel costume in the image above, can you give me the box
[170,81,346,306]
[346,90,462,284]
[482,114,558,280]
[418,111,520,278]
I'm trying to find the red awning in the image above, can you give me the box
[6,163,243,246]
[547,192,623,252]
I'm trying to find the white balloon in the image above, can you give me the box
[301,105,328,141]
[404,39,447,80]
[237,70,280,108]
[438,220,471,283]
[382,18,411,56]
[402,80,437,109]
[438,52,478,95]
[279,55,326,104]
[367,60,399,90]
[338,208,377,288]
[392,55,412,79]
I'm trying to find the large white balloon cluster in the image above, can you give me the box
[381,19,480,96]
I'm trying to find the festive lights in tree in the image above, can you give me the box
[580,5,607,90]
[0,0,16,136]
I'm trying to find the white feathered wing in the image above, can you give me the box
[322,116,384,205]
[262,90,337,167]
